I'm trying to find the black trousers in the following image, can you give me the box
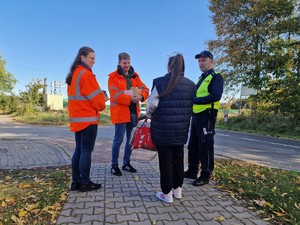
[157,145,184,194]
[187,109,217,180]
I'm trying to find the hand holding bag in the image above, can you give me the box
[130,119,157,151]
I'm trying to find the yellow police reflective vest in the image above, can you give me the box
[193,72,220,113]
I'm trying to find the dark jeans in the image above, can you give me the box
[187,109,217,180]
[111,114,138,167]
[72,124,98,184]
[157,145,184,194]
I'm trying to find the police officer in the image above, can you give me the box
[184,50,223,186]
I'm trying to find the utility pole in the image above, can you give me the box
[54,81,57,94]
[43,78,47,94]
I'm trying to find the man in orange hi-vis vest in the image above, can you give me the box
[108,52,149,176]
[66,46,107,192]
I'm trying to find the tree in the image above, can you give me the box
[208,0,300,120]
[18,79,44,114]
[19,79,43,105]
[0,54,17,94]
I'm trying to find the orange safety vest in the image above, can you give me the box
[67,65,106,132]
[108,69,149,124]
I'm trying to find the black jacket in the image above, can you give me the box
[151,73,196,146]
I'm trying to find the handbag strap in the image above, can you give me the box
[140,118,148,127]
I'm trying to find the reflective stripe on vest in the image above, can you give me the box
[68,70,103,100]
[193,73,220,113]
[70,117,99,122]
[113,90,125,101]
[109,86,119,91]
[69,69,102,123]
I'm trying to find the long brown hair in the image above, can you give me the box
[159,54,185,97]
[65,46,94,85]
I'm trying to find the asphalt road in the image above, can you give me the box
[1,116,299,171]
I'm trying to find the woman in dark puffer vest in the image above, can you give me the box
[148,54,196,203]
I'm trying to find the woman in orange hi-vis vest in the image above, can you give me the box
[66,46,107,192]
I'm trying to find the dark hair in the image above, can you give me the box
[118,52,130,62]
[65,46,94,85]
[159,54,185,97]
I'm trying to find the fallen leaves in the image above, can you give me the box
[18,209,27,217]
[214,215,225,222]
[213,159,300,225]
[59,192,67,201]
[274,211,285,217]
[25,202,40,211]
[238,188,244,194]
[11,215,23,224]
[134,176,140,181]
[0,167,71,224]
[213,195,223,199]
[254,199,274,208]
[18,183,31,189]
[254,199,267,207]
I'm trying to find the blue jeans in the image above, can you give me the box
[72,124,98,184]
[111,114,138,167]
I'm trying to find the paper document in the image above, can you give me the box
[131,87,142,95]
[124,90,133,96]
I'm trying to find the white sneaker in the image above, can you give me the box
[156,191,173,203]
[172,187,182,199]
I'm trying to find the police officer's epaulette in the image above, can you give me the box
[211,71,221,77]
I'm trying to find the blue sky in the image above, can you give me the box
[0,0,216,98]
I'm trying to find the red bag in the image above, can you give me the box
[130,119,157,151]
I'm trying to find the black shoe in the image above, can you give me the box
[70,182,81,191]
[111,165,122,176]
[79,181,101,192]
[192,178,209,186]
[122,164,137,173]
[184,170,197,179]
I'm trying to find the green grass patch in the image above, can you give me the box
[216,111,300,140]
[13,107,112,126]
[14,111,69,125]
[99,107,111,126]
[213,159,300,225]
[0,167,71,225]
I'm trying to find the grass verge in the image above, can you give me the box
[13,108,111,126]
[0,167,71,225]
[14,111,69,125]
[213,159,300,225]
[216,111,300,140]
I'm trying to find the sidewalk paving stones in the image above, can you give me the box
[0,138,271,225]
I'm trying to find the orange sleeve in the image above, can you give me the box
[134,73,149,102]
[81,73,106,111]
